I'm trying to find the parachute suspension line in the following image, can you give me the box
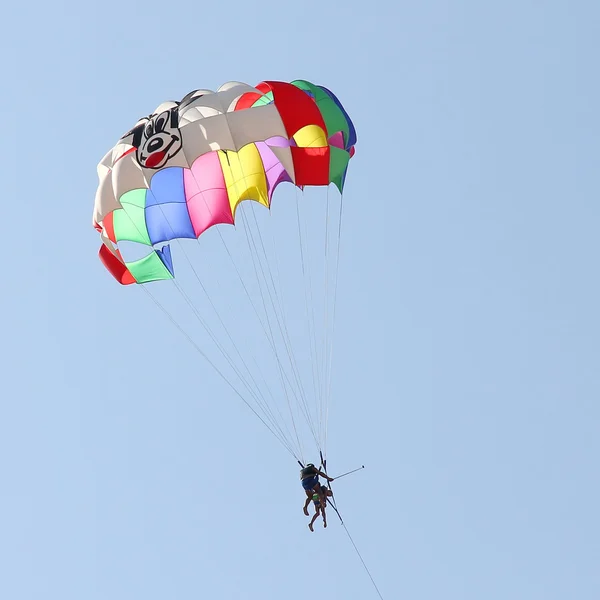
[212,226,305,461]
[94,80,358,469]
[136,188,297,455]
[204,217,309,462]
[124,167,302,459]
[300,188,327,450]
[264,199,330,463]
[184,165,307,459]
[139,285,299,460]
[213,228,269,336]
[239,207,299,403]
[321,184,332,453]
[168,242,288,441]
[248,201,312,418]
[294,187,319,413]
[265,202,321,446]
[168,278,295,451]
[324,190,345,456]
[237,207,309,456]
[295,187,324,455]
[309,186,330,446]
[113,196,280,442]
[243,202,320,449]
[302,189,325,414]
[211,143,322,462]
[226,147,311,424]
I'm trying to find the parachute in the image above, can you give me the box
[92,80,356,462]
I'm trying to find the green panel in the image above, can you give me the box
[112,205,151,245]
[292,80,349,143]
[112,188,150,245]
[126,251,173,284]
[332,174,343,193]
[251,91,273,107]
[330,146,351,193]
[120,188,147,209]
[329,146,350,181]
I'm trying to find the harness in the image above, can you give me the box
[300,465,317,480]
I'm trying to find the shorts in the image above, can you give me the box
[302,476,318,491]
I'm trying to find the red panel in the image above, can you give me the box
[103,211,117,244]
[234,91,263,111]
[99,244,136,285]
[291,146,330,186]
[115,146,136,164]
[257,81,327,138]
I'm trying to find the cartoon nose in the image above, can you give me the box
[147,137,164,153]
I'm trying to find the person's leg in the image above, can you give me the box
[309,507,320,532]
[315,483,326,506]
[302,476,317,515]
[303,496,311,516]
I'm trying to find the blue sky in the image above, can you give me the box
[2,1,600,599]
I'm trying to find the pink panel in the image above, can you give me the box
[183,152,233,237]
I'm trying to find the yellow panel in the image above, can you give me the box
[217,144,269,218]
[292,124,327,148]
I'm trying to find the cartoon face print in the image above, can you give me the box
[118,92,214,169]
[120,107,183,170]
[134,109,183,169]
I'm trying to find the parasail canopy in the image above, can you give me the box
[93,80,356,286]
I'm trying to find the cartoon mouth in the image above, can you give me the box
[141,135,180,168]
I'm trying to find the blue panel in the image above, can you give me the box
[157,244,174,276]
[145,202,195,245]
[320,86,357,149]
[146,167,186,207]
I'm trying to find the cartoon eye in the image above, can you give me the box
[154,111,170,133]
[145,121,154,138]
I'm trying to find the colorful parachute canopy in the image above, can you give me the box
[92,80,356,285]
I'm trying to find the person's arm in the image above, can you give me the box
[317,469,334,481]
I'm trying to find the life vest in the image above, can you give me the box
[300,464,318,479]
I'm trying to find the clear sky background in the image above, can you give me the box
[2,1,599,599]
